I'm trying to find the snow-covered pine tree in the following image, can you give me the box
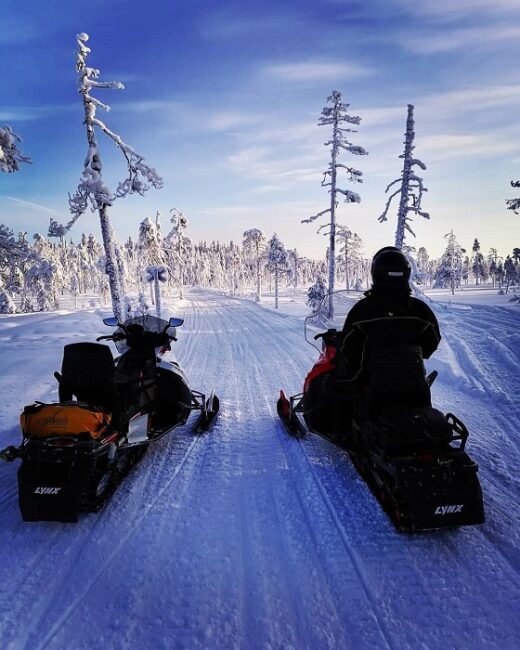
[306,276,327,316]
[302,90,367,318]
[434,231,466,294]
[487,248,500,289]
[471,238,486,285]
[379,105,429,249]
[287,248,301,298]
[0,125,31,173]
[167,209,189,298]
[336,226,362,291]
[416,247,430,286]
[503,255,516,293]
[266,233,288,309]
[0,288,16,313]
[67,33,163,320]
[137,216,165,304]
[243,228,266,302]
[25,260,59,311]
[506,180,520,213]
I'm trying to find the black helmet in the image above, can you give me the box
[371,247,411,285]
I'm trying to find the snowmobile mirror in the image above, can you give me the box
[168,317,184,328]
[103,317,119,327]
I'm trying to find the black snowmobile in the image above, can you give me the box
[1,314,219,523]
[277,291,484,533]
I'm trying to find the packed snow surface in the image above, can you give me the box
[0,289,519,649]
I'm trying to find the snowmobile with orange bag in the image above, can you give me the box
[277,291,484,533]
[1,314,219,522]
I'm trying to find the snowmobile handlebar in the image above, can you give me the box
[96,333,126,342]
[314,328,338,347]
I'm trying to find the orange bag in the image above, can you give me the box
[20,403,112,440]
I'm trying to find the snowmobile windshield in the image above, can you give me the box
[115,315,171,354]
[304,290,360,351]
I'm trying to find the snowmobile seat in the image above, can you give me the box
[363,344,431,420]
[58,342,119,416]
[370,406,454,454]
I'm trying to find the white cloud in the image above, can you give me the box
[401,0,520,19]
[0,104,76,122]
[0,195,65,217]
[206,111,263,132]
[402,24,520,54]
[420,133,518,162]
[227,144,323,189]
[414,85,520,124]
[260,60,372,82]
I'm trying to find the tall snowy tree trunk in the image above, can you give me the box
[345,249,350,291]
[99,206,122,320]
[395,105,415,250]
[328,125,338,319]
[178,238,184,299]
[274,267,279,309]
[256,256,262,302]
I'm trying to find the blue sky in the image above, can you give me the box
[1,0,519,260]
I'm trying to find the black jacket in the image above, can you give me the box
[339,284,441,374]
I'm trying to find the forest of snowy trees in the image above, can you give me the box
[0,215,518,314]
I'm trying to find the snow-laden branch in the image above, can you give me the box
[68,32,163,222]
[301,208,331,224]
[336,188,361,203]
[506,179,520,213]
[338,143,367,156]
[379,188,401,223]
[335,164,363,182]
[0,125,31,173]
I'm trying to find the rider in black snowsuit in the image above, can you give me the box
[339,247,441,376]
[303,247,441,435]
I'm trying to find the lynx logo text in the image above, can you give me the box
[34,487,62,495]
[434,504,463,515]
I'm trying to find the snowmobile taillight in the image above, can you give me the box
[48,437,77,447]
[416,454,434,462]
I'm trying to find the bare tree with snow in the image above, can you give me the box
[67,33,163,320]
[302,90,366,318]
[379,105,429,250]
[243,228,266,302]
[0,125,31,173]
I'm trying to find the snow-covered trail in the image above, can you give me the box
[0,291,518,650]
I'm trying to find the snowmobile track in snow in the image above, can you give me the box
[285,429,397,649]
[37,433,204,650]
